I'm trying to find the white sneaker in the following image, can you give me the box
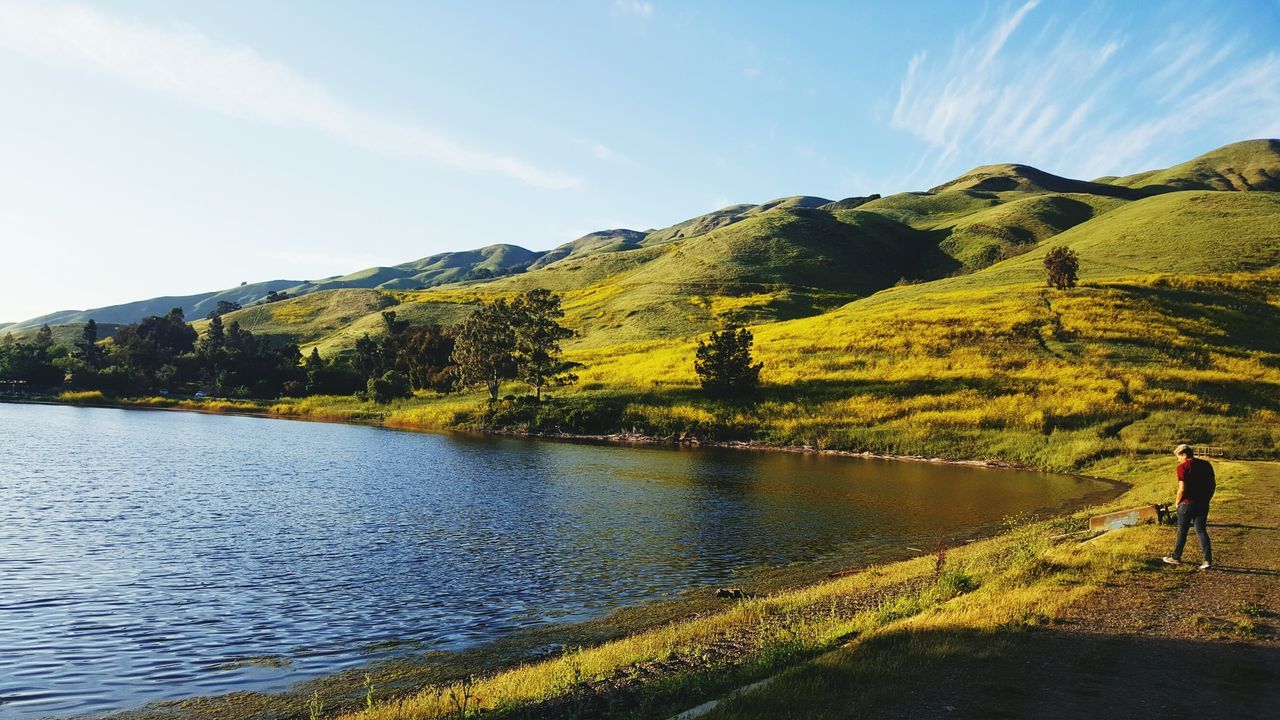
[1162,556,1180,565]
[1199,562,1211,570]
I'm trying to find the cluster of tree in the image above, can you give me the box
[195,314,308,397]
[2,289,583,405]
[353,312,457,402]
[0,325,64,388]
[454,288,580,401]
[0,310,312,398]
[343,289,582,403]
[206,300,242,319]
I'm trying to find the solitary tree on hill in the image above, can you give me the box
[694,325,763,399]
[1044,246,1080,290]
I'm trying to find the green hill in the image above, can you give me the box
[6,279,302,333]
[15,139,1280,369]
[928,163,1145,199]
[1100,139,1280,192]
[640,196,832,246]
[933,190,1280,291]
[528,229,647,269]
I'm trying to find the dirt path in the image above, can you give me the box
[710,461,1280,720]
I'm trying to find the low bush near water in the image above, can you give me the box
[58,390,106,403]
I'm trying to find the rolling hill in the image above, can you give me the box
[1098,138,1280,192]
[12,137,1278,472]
[10,139,1280,366]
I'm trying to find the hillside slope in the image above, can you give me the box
[12,139,1279,363]
[1101,138,1280,192]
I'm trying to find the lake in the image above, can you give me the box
[0,403,1114,718]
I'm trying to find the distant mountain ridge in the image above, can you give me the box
[8,138,1279,336]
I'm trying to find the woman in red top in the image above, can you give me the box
[1162,443,1215,570]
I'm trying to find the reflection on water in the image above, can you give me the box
[0,403,1110,718]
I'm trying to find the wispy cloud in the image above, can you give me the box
[615,1,654,18]
[0,0,580,189]
[888,1,1280,183]
[561,132,631,164]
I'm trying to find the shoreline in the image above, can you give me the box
[0,395,1130,483]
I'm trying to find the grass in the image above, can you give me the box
[210,263,1280,472]
[58,389,107,403]
[1104,138,1280,191]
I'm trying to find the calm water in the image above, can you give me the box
[0,403,1112,718]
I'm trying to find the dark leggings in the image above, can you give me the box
[1172,502,1212,564]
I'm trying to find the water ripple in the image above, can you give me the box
[0,403,1106,719]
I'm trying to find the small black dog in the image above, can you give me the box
[1154,503,1177,526]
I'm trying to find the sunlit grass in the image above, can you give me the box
[57,389,106,403]
[231,268,1280,471]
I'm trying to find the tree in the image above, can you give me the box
[379,311,411,372]
[694,325,763,398]
[206,300,242,319]
[0,337,65,388]
[511,289,579,400]
[453,299,518,401]
[115,308,197,375]
[353,333,383,380]
[367,370,411,403]
[398,324,457,392]
[196,314,226,383]
[304,347,364,395]
[77,319,102,369]
[33,324,54,352]
[1044,247,1080,290]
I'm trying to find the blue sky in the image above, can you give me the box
[2,0,1278,322]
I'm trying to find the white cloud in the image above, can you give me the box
[615,1,654,18]
[888,2,1280,183]
[589,142,628,163]
[0,0,580,189]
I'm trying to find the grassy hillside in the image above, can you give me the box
[24,139,1280,466]
[18,140,1279,341]
[640,196,832,246]
[440,208,937,347]
[528,230,647,269]
[949,190,1280,288]
[1101,138,1280,192]
[192,289,398,346]
[4,320,121,347]
[6,279,302,333]
[928,163,1145,199]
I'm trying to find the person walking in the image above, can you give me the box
[1162,444,1215,570]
